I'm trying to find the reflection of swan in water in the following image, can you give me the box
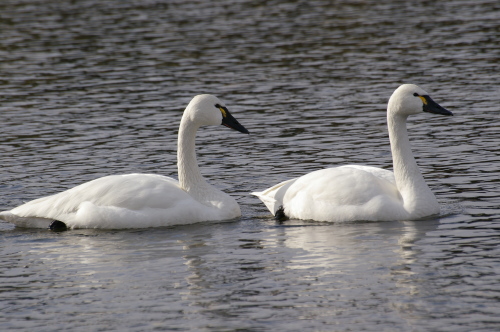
[0,95,249,230]
[397,219,441,259]
[253,84,453,222]
[398,221,426,249]
[392,218,442,301]
[5,227,216,295]
[277,221,440,310]
[280,218,440,274]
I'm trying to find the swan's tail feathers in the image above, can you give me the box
[251,191,279,215]
[251,177,298,215]
[0,211,54,229]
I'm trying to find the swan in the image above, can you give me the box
[0,94,249,230]
[252,84,453,222]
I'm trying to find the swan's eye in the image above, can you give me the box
[413,93,419,97]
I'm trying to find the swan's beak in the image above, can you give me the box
[421,95,453,116]
[221,108,250,134]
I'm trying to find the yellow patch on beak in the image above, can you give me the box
[219,107,227,117]
[419,96,428,105]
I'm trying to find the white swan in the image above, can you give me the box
[0,94,249,230]
[252,84,453,222]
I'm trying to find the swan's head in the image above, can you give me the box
[388,84,453,117]
[184,94,249,134]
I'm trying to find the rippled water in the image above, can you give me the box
[1,0,500,331]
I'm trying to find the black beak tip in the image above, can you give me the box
[235,126,249,134]
[441,107,454,116]
[222,122,249,134]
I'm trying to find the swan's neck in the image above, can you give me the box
[388,113,438,216]
[177,119,212,199]
[175,113,239,218]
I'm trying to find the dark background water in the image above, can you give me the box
[1,0,500,331]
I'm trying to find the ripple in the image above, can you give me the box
[1,0,500,331]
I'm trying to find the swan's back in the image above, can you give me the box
[282,166,405,222]
[252,165,407,222]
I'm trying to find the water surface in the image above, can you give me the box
[1,0,500,331]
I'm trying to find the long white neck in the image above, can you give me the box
[387,113,439,217]
[177,117,211,199]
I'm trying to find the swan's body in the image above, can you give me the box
[252,84,453,222]
[0,94,249,229]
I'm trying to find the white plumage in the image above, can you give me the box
[0,94,249,229]
[252,84,453,222]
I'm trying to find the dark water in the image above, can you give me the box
[1,0,500,331]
